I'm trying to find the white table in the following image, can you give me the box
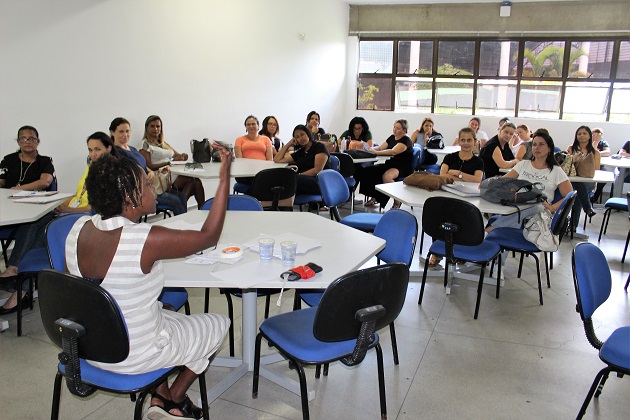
[375,181,534,215]
[600,156,630,197]
[498,169,614,185]
[158,210,385,403]
[0,189,71,331]
[169,158,287,179]
[430,146,460,164]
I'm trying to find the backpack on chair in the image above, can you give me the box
[480,177,547,221]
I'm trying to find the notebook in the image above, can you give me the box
[441,183,480,197]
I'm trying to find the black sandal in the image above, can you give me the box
[177,395,203,419]
[147,393,193,419]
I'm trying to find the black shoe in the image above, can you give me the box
[177,395,203,419]
[0,293,30,315]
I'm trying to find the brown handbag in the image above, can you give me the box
[403,171,454,191]
[573,152,595,178]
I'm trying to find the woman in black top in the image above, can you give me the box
[441,127,484,183]
[479,122,518,178]
[274,124,330,195]
[361,119,414,209]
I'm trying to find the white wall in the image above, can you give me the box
[341,37,630,153]
[0,0,350,189]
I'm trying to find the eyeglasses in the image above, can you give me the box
[18,137,39,143]
[184,162,203,172]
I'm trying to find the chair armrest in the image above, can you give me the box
[355,305,386,323]
[55,318,86,339]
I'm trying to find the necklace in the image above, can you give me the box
[17,157,34,187]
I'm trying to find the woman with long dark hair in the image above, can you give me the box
[567,125,600,229]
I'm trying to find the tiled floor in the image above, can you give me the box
[1,199,629,419]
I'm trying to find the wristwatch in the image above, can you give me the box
[458,172,463,179]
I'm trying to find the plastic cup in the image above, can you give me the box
[258,238,275,261]
[280,241,297,266]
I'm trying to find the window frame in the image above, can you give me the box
[356,36,630,121]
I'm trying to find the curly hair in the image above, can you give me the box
[86,155,144,219]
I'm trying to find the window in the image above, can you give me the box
[356,37,630,121]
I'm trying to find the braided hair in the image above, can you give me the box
[86,154,144,219]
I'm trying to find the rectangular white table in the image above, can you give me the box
[0,189,71,331]
[600,156,630,197]
[169,158,287,179]
[158,210,385,403]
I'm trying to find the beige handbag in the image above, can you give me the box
[403,171,453,191]
[573,152,595,178]
[153,166,173,195]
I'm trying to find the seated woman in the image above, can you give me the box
[568,126,600,229]
[110,117,187,216]
[66,147,232,419]
[306,110,336,153]
[259,116,282,156]
[273,124,330,196]
[429,127,485,268]
[486,130,573,232]
[591,128,611,203]
[513,124,533,160]
[55,132,118,215]
[479,122,519,179]
[339,116,373,151]
[234,115,273,191]
[0,125,55,314]
[360,119,413,210]
[140,115,205,209]
[453,117,488,154]
[411,117,441,165]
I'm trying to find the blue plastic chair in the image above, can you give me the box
[37,269,209,420]
[0,226,17,266]
[331,152,358,213]
[201,195,275,357]
[46,214,190,317]
[253,263,410,420]
[316,169,382,232]
[598,194,628,242]
[418,196,501,319]
[486,191,577,305]
[416,145,441,174]
[571,242,630,419]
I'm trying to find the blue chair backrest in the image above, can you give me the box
[48,177,58,192]
[202,195,263,211]
[46,213,86,271]
[550,190,576,235]
[411,146,423,171]
[572,242,611,319]
[373,209,418,265]
[317,169,350,208]
[328,155,340,172]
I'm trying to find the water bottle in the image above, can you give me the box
[339,137,346,152]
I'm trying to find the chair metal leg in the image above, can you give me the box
[252,333,264,398]
[323,363,329,376]
[264,295,271,319]
[389,323,399,365]
[223,291,235,357]
[203,288,210,313]
[419,229,425,254]
[51,371,63,420]
[577,367,610,419]
[625,272,630,292]
[293,360,310,420]
[594,370,611,399]
[474,262,487,320]
[544,252,551,288]
[598,208,612,242]
[315,364,321,379]
[532,254,543,305]
[184,300,191,316]
[622,230,630,264]
[375,343,387,420]
[516,252,525,278]
[418,253,431,305]
[198,369,209,420]
[133,391,149,420]
[496,254,502,299]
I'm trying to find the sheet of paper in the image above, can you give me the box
[14,193,73,204]
[10,190,58,198]
[185,243,247,265]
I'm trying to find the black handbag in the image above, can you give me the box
[345,149,377,159]
[426,134,445,149]
[190,138,212,163]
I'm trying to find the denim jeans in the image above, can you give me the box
[7,212,54,268]
[157,191,188,216]
[571,182,595,228]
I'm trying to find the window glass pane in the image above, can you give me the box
[397,41,433,75]
[475,79,517,116]
[610,82,630,123]
[437,41,474,75]
[479,41,518,77]
[562,82,610,121]
[616,41,630,79]
[357,77,393,111]
[523,41,565,78]
[434,78,473,114]
[518,81,561,118]
[359,41,393,74]
[568,41,614,79]
[395,77,432,112]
